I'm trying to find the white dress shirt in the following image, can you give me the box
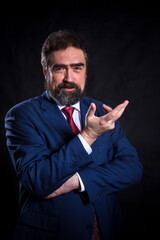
[58,102,92,192]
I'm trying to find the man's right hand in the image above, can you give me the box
[81,100,129,146]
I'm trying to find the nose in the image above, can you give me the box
[64,67,74,82]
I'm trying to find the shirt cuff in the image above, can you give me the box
[76,172,85,192]
[78,134,92,154]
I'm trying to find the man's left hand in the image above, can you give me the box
[44,174,80,199]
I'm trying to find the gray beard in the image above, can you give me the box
[46,81,86,106]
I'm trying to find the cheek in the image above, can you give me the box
[78,74,86,90]
[50,74,63,89]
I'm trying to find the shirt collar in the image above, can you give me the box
[58,102,80,112]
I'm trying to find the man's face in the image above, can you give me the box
[44,46,87,106]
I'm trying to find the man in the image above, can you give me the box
[5,30,143,240]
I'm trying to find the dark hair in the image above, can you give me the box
[41,30,88,69]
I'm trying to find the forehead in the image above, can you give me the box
[49,46,86,65]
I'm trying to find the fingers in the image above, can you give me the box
[86,102,96,117]
[87,100,129,122]
[104,100,129,122]
[44,192,56,199]
[111,100,129,121]
[111,104,127,122]
[102,104,112,114]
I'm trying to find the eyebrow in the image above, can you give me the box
[70,63,85,67]
[52,63,85,68]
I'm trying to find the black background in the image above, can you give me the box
[1,1,160,239]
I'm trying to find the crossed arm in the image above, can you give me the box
[45,100,129,199]
[6,99,140,201]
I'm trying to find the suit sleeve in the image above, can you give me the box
[5,107,94,199]
[78,120,143,202]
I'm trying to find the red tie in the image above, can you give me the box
[92,215,101,240]
[62,106,101,240]
[61,107,80,135]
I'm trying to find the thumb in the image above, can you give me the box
[87,103,96,117]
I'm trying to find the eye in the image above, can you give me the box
[73,66,82,71]
[52,65,66,73]
[55,67,64,72]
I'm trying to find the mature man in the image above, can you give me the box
[5,30,143,240]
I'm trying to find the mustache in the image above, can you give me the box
[56,82,79,90]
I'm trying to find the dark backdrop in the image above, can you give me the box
[1,1,160,239]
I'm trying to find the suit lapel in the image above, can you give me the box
[41,92,74,138]
[40,92,91,137]
[80,98,90,129]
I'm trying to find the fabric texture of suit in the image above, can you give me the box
[5,91,143,240]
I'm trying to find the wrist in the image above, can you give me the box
[81,128,97,146]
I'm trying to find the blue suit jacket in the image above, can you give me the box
[5,91,143,240]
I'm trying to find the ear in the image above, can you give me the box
[42,66,47,79]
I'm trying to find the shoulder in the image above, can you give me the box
[5,94,43,121]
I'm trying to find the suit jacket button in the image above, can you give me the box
[98,190,105,196]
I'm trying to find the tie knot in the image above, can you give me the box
[61,106,75,119]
